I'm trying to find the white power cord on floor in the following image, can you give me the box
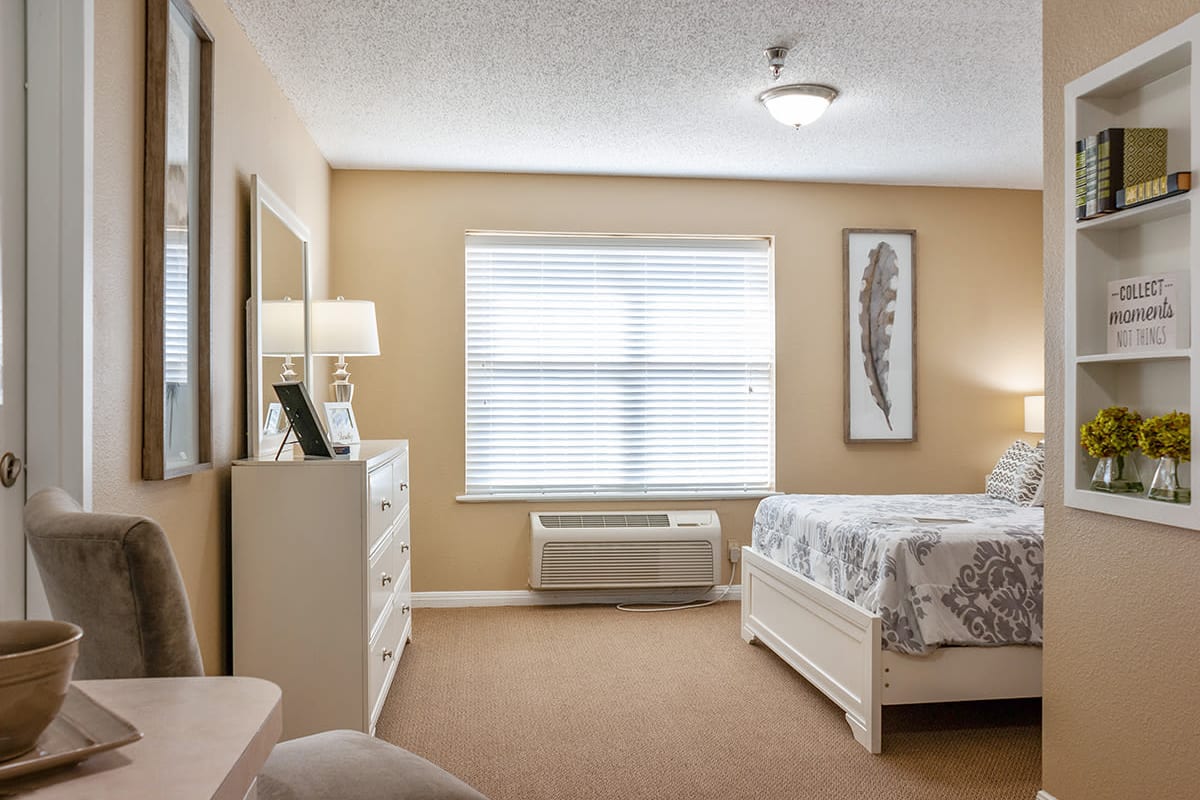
[615,559,740,613]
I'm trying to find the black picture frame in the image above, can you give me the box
[273,381,334,458]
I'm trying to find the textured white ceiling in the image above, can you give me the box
[225,0,1042,189]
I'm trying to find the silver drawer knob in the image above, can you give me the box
[398,482,408,491]
[381,573,393,587]
[400,542,410,553]
[381,499,392,511]
[401,604,410,615]
[382,649,394,662]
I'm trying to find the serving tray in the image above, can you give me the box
[0,685,142,782]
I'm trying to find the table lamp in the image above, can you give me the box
[312,296,380,403]
[1025,395,1045,444]
[260,298,305,382]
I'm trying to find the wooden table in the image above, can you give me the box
[0,677,282,799]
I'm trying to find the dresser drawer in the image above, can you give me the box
[392,513,411,575]
[394,567,412,628]
[367,602,404,727]
[391,450,410,512]
[367,462,395,551]
[367,530,398,640]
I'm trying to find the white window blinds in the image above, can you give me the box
[163,227,190,385]
[465,234,774,498]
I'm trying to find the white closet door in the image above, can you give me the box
[0,0,28,619]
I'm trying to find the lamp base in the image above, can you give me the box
[331,381,354,404]
[279,355,298,383]
[330,356,354,403]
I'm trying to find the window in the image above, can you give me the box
[464,233,774,499]
[163,227,191,385]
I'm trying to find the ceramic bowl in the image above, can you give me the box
[0,620,83,761]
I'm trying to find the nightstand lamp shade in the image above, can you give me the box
[312,297,380,403]
[260,298,305,381]
[1024,395,1045,435]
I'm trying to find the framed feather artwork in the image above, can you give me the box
[843,229,916,443]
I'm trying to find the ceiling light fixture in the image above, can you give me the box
[757,46,837,129]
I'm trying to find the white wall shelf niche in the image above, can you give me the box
[1075,350,1190,364]
[1075,193,1190,231]
[1064,16,1199,529]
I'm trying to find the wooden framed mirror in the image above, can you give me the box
[248,175,312,457]
[142,0,213,480]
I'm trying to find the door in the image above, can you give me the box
[0,0,27,619]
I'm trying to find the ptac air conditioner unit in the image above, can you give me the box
[529,511,721,590]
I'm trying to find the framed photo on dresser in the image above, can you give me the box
[323,402,360,444]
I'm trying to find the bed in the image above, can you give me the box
[740,493,1044,753]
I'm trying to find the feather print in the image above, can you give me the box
[859,241,899,430]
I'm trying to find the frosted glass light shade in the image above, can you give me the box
[312,298,381,356]
[758,84,838,128]
[1025,395,1045,434]
[260,299,305,356]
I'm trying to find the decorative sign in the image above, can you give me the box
[1107,272,1189,353]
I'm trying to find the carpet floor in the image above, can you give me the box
[375,602,1040,800]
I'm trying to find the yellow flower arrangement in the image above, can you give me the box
[1138,411,1190,462]
[1079,406,1142,458]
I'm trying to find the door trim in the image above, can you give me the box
[25,0,94,616]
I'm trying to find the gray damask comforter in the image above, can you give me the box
[751,494,1043,655]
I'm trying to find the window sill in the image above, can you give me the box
[455,491,780,504]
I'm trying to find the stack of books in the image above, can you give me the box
[1075,127,1190,219]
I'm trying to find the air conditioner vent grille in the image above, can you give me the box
[539,541,714,587]
[537,513,671,529]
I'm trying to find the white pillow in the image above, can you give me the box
[987,440,1042,506]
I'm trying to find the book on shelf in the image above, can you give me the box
[1106,271,1190,354]
[1122,127,1168,187]
[1073,127,1167,217]
[1075,139,1087,220]
[1096,128,1126,213]
[1116,171,1192,209]
[1084,134,1098,218]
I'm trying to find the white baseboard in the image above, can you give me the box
[1036,791,1058,800]
[413,585,741,608]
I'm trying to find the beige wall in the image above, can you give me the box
[331,171,1043,592]
[1043,4,1200,798]
[94,0,331,672]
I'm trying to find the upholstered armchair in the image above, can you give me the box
[24,488,488,800]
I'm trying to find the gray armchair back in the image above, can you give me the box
[23,487,204,679]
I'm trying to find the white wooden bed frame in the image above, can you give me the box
[740,546,1042,753]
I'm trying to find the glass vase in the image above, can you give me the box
[1148,456,1190,503]
[1090,455,1143,494]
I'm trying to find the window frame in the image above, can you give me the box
[460,230,777,503]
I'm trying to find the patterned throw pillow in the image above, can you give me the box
[987,440,1040,505]
[1021,443,1046,507]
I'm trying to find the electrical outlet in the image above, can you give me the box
[728,542,741,563]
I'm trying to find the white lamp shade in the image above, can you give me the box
[260,299,305,356]
[312,298,381,357]
[758,84,837,127]
[1024,395,1045,434]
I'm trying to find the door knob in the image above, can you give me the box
[0,452,22,488]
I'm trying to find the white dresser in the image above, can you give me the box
[232,439,412,740]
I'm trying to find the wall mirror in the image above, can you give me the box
[142,0,213,480]
[248,174,312,457]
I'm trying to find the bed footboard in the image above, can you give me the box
[740,546,882,753]
[741,546,1043,754]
